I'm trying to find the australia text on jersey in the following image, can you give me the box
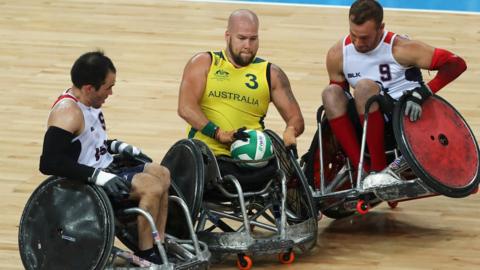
[207,90,260,106]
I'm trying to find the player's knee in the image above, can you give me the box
[149,167,170,196]
[132,174,163,197]
[145,176,166,197]
[353,79,380,98]
[157,166,170,189]
[322,85,347,107]
[146,164,170,184]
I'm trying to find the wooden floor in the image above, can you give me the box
[1,0,479,269]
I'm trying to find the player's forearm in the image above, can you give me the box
[427,48,467,93]
[286,116,304,137]
[177,104,209,131]
[39,126,95,181]
[39,154,95,181]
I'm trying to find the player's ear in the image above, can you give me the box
[82,84,95,93]
[225,30,230,42]
[379,22,385,31]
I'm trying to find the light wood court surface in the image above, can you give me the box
[1,0,479,269]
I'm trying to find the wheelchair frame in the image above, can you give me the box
[19,161,211,270]
[309,94,480,217]
[161,131,317,269]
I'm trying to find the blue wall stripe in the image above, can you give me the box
[192,0,480,14]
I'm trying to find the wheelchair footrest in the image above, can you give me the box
[369,178,435,201]
[108,246,210,270]
[197,231,294,254]
[249,238,294,253]
[286,218,318,245]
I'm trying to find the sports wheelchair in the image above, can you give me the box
[160,130,318,269]
[302,94,480,218]
[19,154,211,270]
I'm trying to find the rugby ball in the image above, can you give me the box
[230,129,274,168]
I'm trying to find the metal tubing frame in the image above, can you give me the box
[317,106,326,195]
[121,207,170,267]
[168,196,205,260]
[357,95,384,189]
[210,209,278,232]
[214,179,274,199]
[280,170,287,239]
[222,175,252,237]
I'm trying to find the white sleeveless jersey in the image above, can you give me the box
[342,31,422,99]
[52,91,113,169]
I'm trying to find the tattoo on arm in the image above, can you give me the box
[275,66,296,101]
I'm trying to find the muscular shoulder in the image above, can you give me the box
[326,39,344,80]
[189,52,212,68]
[392,36,434,67]
[392,35,415,60]
[327,39,343,62]
[182,52,212,78]
[270,63,289,88]
[48,99,84,135]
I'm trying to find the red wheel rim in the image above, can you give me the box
[237,255,253,270]
[279,252,295,264]
[356,200,369,215]
[394,95,480,197]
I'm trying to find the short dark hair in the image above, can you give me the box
[349,0,383,27]
[70,51,116,90]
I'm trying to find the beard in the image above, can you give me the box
[228,42,256,67]
[355,46,370,53]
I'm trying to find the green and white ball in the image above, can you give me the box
[230,129,274,168]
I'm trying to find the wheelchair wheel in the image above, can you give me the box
[19,177,114,270]
[161,139,205,220]
[266,129,294,179]
[159,139,209,239]
[265,130,318,224]
[393,95,480,198]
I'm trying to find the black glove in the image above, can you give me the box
[89,169,131,200]
[135,152,153,163]
[233,127,250,141]
[110,140,142,158]
[404,85,432,122]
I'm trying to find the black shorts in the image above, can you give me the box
[116,164,146,183]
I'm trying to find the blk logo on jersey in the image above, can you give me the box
[347,72,361,78]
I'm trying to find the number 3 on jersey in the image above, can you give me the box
[245,73,258,89]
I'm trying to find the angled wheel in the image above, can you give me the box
[266,130,317,224]
[19,177,114,270]
[393,95,480,198]
[266,129,318,252]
